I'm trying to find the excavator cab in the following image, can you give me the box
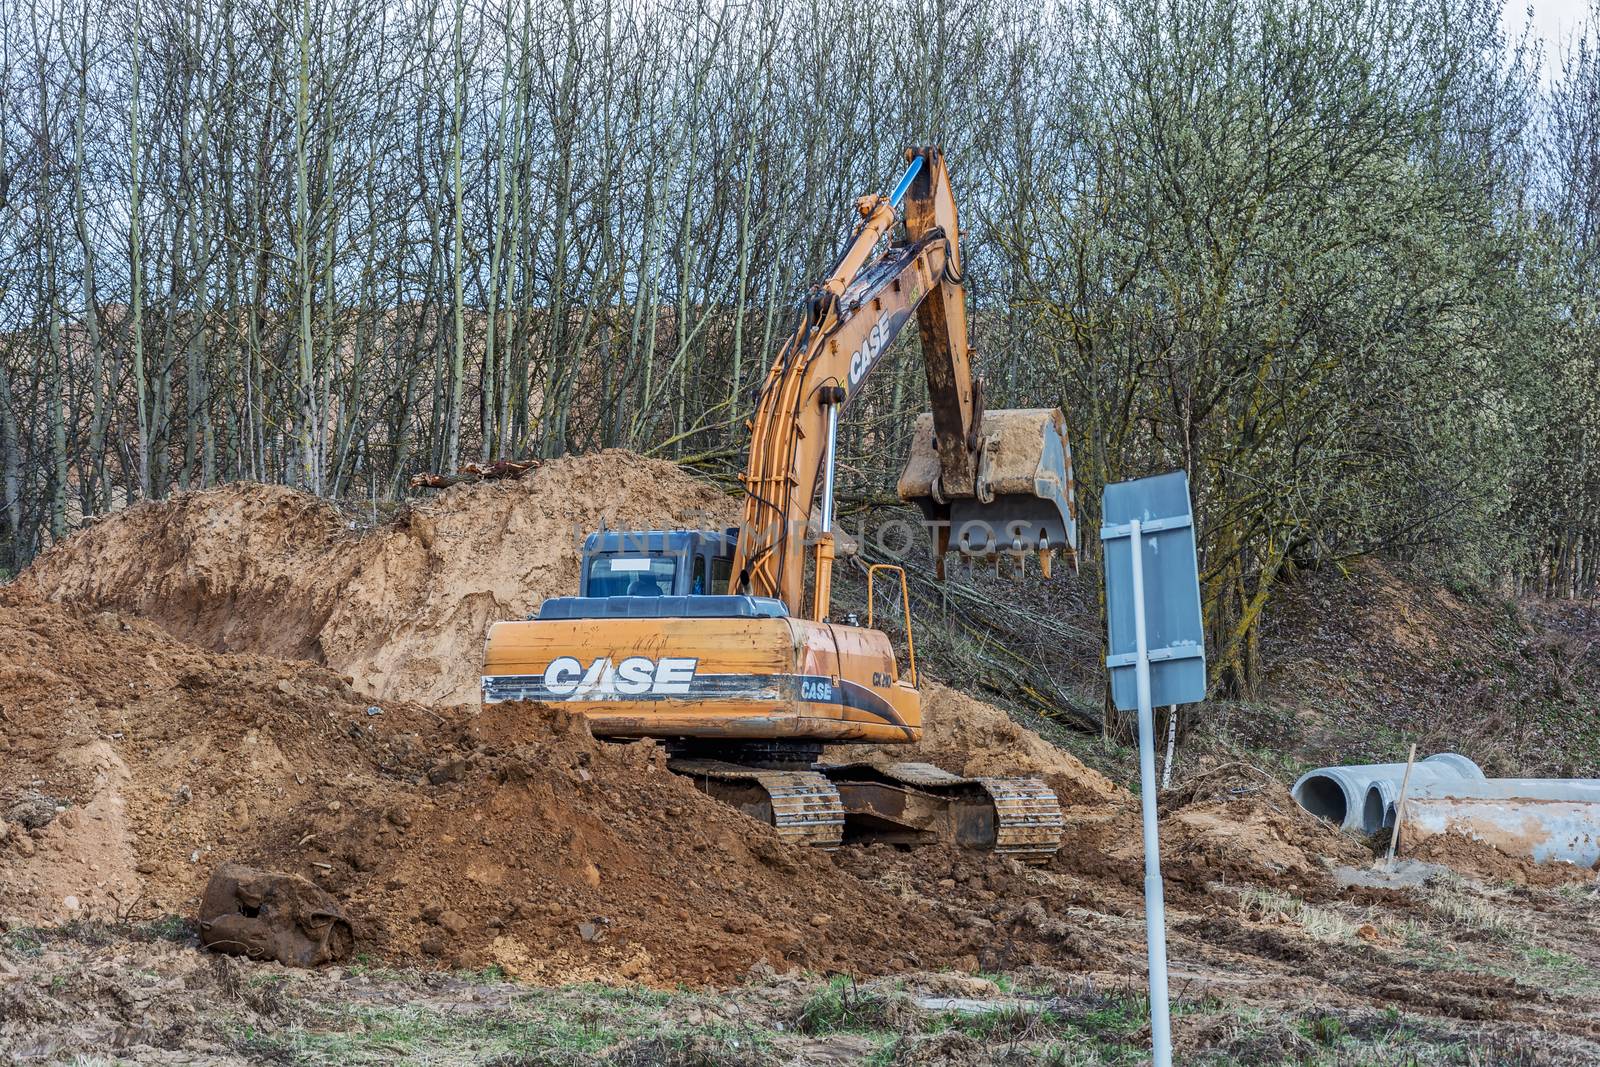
[577,529,738,597]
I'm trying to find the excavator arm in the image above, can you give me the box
[731,147,1078,620]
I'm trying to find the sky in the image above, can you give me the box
[1508,0,1595,83]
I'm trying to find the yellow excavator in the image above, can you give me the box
[483,147,1078,861]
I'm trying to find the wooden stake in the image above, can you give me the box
[1385,743,1418,869]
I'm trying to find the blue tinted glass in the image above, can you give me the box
[587,556,678,597]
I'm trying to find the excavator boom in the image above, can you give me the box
[731,147,1077,617]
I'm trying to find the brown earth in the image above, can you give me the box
[0,590,1361,988]
[1404,830,1596,888]
[1154,763,1369,894]
[0,594,1143,985]
[15,452,738,708]
[835,683,1121,807]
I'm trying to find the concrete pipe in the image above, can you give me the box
[1398,778,1600,867]
[1291,753,1483,833]
[1364,757,1492,832]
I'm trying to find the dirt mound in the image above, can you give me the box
[834,684,1121,807]
[16,452,736,707]
[271,703,1005,984]
[1039,763,1368,898]
[0,596,1096,984]
[11,485,351,663]
[0,596,444,927]
[1403,831,1595,887]
[1154,765,1367,893]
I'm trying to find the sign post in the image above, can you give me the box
[1101,471,1205,1067]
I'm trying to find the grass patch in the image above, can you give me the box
[1421,887,1532,942]
[238,1004,621,1065]
[1236,887,1361,943]
[793,975,906,1036]
[558,982,676,1009]
[343,956,411,983]
[3,926,46,956]
[136,914,192,943]
[604,1023,778,1067]
[228,981,709,1065]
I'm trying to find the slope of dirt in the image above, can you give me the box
[1259,560,1600,778]
[0,597,444,927]
[15,452,737,707]
[10,486,352,663]
[1404,831,1593,888]
[279,703,991,984]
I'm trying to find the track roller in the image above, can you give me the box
[976,777,1065,862]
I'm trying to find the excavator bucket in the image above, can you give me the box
[897,408,1078,575]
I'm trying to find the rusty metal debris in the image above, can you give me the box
[198,862,354,967]
[410,459,541,489]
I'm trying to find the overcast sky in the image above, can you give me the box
[1508,0,1594,82]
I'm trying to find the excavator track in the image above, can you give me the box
[667,756,1063,862]
[822,761,1064,864]
[669,759,845,849]
[975,777,1065,862]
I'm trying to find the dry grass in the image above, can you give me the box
[1235,887,1366,943]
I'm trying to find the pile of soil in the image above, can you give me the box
[283,702,1007,984]
[1152,764,1367,893]
[1035,763,1369,900]
[16,452,737,707]
[1403,831,1595,888]
[0,597,443,926]
[0,596,1114,984]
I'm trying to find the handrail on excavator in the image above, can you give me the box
[865,563,917,687]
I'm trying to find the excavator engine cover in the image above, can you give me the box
[898,408,1078,568]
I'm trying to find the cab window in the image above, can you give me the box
[711,556,733,594]
[691,556,707,595]
[587,555,677,597]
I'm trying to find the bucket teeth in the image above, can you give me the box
[897,408,1079,572]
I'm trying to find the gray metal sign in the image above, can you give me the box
[1098,469,1206,1067]
[1101,470,1206,711]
